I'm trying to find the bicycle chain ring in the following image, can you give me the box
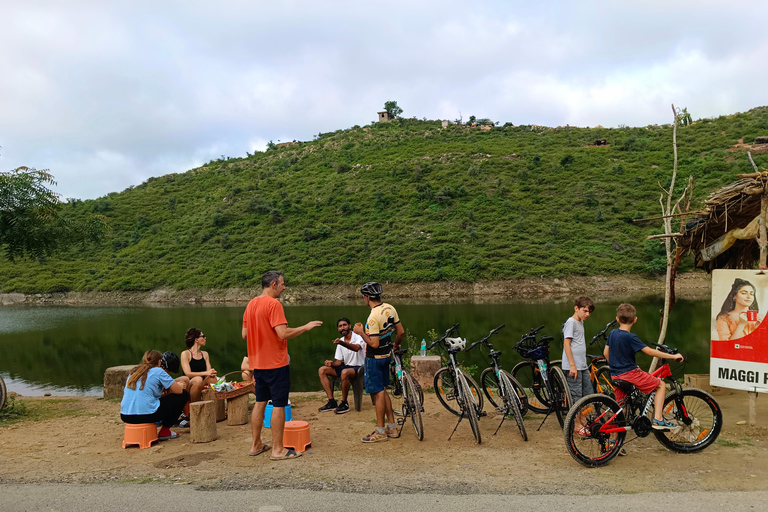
[632,416,653,437]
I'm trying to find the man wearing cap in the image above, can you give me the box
[353,282,404,443]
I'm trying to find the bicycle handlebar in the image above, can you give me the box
[466,324,506,352]
[589,320,618,346]
[427,323,460,350]
[650,341,679,355]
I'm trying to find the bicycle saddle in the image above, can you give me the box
[611,379,636,394]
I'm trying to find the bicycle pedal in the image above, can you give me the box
[478,411,487,417]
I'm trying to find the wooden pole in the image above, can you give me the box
[751,193,768,427]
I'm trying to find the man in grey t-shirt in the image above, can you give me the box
[561,296,594,435]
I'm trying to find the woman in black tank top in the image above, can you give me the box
[181,328,218,403]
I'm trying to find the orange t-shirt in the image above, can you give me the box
[243,295,289,370]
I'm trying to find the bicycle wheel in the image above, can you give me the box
[403,372,424,441]
[549,366,573,429]
[0,375,6,411]
[459,374,482,444]
[499,371,527,441]
[503,370,529,417]
[435,367,483,417]
[564,394,626,468]
[594,366,615,399]
[511,361,549,414]
[654,388,722,453]
[481,367,502,410]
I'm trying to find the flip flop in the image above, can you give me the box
[249,444,271,456]
[269,448,302,461]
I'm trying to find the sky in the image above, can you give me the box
[1,1,767,200]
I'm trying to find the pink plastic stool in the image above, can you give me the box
[122,423,159,449]
[282,420,311,451]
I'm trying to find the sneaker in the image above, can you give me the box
[385,427,400,439]
[609,440,628,456]
[335,401,350,414]
[362,430,388,443]
[174,418,190,428]
[652,418,677,430]
[318,399,337,412]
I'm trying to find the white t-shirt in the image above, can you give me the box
[334,332,366,367]
[561,317,588,370]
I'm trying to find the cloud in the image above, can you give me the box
[0,1,766,198]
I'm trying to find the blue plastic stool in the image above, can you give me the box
[263,400,292,428]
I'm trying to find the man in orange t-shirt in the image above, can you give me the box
[241,271,322,460]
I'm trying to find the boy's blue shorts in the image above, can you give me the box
[364,356,390,394]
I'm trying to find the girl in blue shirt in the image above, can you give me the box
[120,350,190,441]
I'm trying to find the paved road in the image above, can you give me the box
[2,484,767,512]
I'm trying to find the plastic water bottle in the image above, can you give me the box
[420,338,426,357]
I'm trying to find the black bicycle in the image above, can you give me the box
[466,324,529,441]
[0,374,6,411]
[511,326,573,429]
[429,323,483,444]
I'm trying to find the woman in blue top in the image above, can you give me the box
[120,350,190,441]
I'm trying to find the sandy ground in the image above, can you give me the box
[1,387,767,495]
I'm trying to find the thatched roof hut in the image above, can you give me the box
[680,169,768,270]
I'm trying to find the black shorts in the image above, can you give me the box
[334,364,361,378]
[254,365,290,407]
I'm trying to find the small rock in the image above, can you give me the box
[737,420,747,425]
[44,393,52,397]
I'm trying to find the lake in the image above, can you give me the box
[0,297,713,396]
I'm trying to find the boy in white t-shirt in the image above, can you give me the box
[318,317,366,414]
[562,296,594,435]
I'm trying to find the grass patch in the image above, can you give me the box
[715,438,741,447]
[0,397,98,427]
[118,477,158,484]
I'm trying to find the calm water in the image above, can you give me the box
[0,298,713,395]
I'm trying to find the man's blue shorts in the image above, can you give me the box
[364,356,390,394]
[253,365,290,407]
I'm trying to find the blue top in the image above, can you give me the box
[606,329,648,376]
[120,367,175,415]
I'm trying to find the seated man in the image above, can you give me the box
[317,317,365,414]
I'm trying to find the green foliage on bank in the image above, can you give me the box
[2,107,768,293]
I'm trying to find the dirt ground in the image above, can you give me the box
[1,388,767,495]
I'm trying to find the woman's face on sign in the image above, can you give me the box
[735,285,755,308]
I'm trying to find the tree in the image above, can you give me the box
[675,107,692,127]
[383,100,403,119]
[0,166,105,261]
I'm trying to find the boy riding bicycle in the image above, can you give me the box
[604,303,684,430]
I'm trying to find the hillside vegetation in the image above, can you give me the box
[2,107,768,293]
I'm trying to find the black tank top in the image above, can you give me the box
[188,352,207,374]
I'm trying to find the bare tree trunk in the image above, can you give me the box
[651,105,680,372]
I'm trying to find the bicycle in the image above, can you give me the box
[386,348,425,441]
[428,323,483,444]
[510,326,573,429]
[431,327,485,420]
[466,324,529,441]
[563,342,723,467]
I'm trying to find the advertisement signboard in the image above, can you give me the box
[710,269,768,392]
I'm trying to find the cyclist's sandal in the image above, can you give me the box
[575,426,590,437]
[609,440,628,456]
[385,427,400,439]
[652,418,677,430]
[362,430,389,443]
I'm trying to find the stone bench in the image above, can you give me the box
[409,355,441,391]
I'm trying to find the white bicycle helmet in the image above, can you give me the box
[445,337,467,351]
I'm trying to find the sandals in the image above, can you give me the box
[575,426,590,437]
[269,448,302,461]
[652,418,677,430]
[249,444,271,456]
[158,430,179,441]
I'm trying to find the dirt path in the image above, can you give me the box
[1,389,766,494]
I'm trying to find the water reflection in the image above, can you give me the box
[0,298,713,395]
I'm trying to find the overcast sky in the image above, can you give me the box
[1,1,766,199]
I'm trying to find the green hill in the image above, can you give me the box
[2,107,768,293]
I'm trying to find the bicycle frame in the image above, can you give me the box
[594,363,678,435]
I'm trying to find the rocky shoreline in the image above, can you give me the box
[0,272,712,306]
